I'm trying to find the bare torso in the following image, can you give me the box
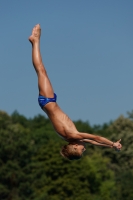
[43,102,78,140]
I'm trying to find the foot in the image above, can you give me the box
[29,24,41,43]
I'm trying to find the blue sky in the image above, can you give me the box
[0,0,133,125]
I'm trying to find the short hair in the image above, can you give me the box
[60,144,82,160]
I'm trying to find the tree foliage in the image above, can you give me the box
[0,110,132,200]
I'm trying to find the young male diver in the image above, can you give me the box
[29,24,122,160]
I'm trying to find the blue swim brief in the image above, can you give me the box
[38,93,57,109]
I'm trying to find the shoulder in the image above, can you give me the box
[67,131,82,140]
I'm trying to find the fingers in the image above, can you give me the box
[115,143,122,150]
[118,139,121,142]
[113,141,122,150]
[117,139,121,143]
[113,139,122,152]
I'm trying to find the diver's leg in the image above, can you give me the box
[29,24,54,97]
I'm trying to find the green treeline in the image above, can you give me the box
[0,110,133,200]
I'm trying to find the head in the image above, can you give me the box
[60,141,86,160]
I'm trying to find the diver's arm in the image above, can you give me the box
[74,132,114,146]
[72,132,122,150]
[82,139,112,148]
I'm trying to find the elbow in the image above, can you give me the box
[95,135,101,142]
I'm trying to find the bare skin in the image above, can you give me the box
[29,24,122,155]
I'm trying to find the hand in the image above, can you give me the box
[113,139,122,151]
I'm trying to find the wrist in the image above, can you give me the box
[111,142,115,148]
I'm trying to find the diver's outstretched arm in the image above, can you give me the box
[82,139,113,148]
[73,132,122,150]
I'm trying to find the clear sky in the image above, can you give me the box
[0,0,133,125]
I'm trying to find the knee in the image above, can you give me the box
[37,67,47,75]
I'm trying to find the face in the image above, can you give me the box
[73,142,86,155]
